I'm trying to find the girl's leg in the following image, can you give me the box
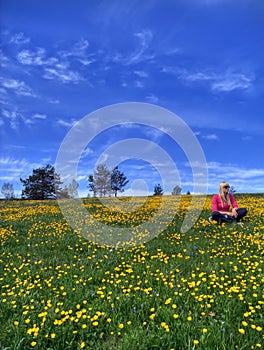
[211,211,222,222]
[236,208,247,222]
[211,211,229,224]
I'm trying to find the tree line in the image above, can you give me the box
[1,163,184,200]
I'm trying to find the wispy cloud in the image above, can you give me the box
[16,42,87,84]
[113,29,155,66]
[1,77,37,97]
[162,66,255,92]
[1,109,47,129]
[10,32,31,45]
[146,94,159,103]
[211,72,254,92]
[0,157,43,183]
[2,109,21,130]
[56,118,78,128]
[134,70,148,78]
[32,113,47,120]
[43,67,84,84]
[17,48,55,66]
[206,161,264,193]
[203,133,219,140]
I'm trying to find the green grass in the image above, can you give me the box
[0,195,263,350]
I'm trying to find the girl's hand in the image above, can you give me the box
[231,208,238,218]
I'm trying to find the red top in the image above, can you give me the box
[212,194,238,213]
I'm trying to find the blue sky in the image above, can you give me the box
[0,0,263,198]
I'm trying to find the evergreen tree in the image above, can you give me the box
[153,183,164,196]
[20,164,63,199]
[111,166,129,197]
[87,175,95,196]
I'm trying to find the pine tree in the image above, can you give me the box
[153,183,164,196]
[111,166,129,197]
[20,164,63,199]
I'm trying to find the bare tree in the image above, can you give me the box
[88,164,112,197]
[172,185,182,196]
[68,178,79,198]
[1,183,15,199]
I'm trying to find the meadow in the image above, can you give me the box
[0,194,263,350]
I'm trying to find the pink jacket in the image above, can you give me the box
[212,194,238,213]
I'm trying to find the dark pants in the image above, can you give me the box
[212,208,247,224]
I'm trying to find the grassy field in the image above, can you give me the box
[0,194,263,350]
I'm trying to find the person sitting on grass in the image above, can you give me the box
[209,182,247,225]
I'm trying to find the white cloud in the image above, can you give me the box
[134,80,144,88]
[10,32,30,45]
[1,77,37,97]
[43,67,84,84]
[211,73,253,92]
[113,29,155,66]
[146,94,159,103]
[162,66,254,92]
[17,48,51,66]
[206,161,264,193]
[203,133,219,140]
[56,118,77,128]
[32,113,47,120]
[2,109,21,130]
[134,70,148,78]
[0,157,39,181]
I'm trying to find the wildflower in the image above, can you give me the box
[80,342,85,348]
[149,313,155,320]
[119,323,124,329]
[194,340,199,345]
[202,328,208,333]
[238,328,245,335]
[165,298,171,305]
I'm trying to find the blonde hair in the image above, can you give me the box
[219,182,231,206]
